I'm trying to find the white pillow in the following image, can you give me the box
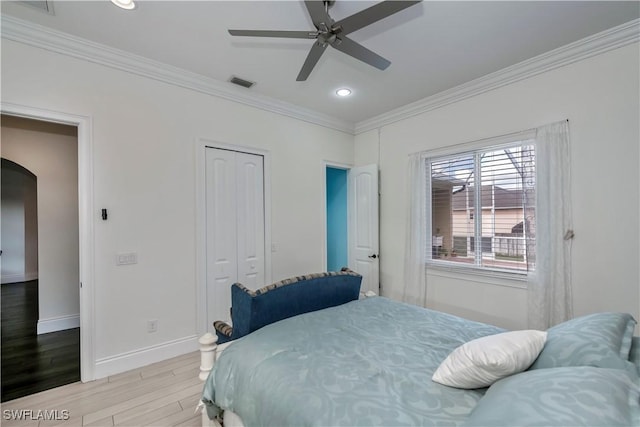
[432,330,547,389]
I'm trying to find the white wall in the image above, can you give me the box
[1,116,79,332]
[355,43,640,330]
[1,39,354,375]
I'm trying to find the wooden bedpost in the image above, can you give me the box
[199,332,218,381]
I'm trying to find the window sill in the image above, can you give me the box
[426,260,528,289]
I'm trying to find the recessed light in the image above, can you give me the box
[336,88,352,97]
[111,0,136,10]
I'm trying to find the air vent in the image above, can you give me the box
[229,76,255,89]
[19,1,55,15]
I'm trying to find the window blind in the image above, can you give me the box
[428,141,536,273]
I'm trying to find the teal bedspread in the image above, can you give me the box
[202,297,504,426]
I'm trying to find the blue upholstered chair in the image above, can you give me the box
[213,268,362,344]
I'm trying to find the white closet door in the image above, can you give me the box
[205,148,266,326]
[205,148,238,324]
[236,152,265,291]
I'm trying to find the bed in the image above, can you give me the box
[198,296,640,427]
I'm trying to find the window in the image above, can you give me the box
[428,140,536,274]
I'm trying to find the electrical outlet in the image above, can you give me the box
[147,319,158,333]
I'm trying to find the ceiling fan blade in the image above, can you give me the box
[332,36,390,70]
[228,30,317,39]
[304,0,332,29]
[296,40,329,81]
[333,0,422,35]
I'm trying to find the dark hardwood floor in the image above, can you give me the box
[1,280,80,402]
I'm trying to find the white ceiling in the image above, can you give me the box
[2,1,639,125]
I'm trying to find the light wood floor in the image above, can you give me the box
[0,351,203,427]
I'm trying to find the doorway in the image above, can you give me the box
[1,115,81,401]
[324,163,380,295]
[1,159,38,284]
[326,167,348,271]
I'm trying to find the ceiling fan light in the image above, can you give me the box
[336,88,352,97]
[111,0,136,10]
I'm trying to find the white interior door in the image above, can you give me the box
[205,148,238,325]
[205,148,265,327]
[235,152,265,290]
[348,164,379,294]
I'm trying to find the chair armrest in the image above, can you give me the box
[213,321,233,344]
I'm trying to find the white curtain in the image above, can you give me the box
[403,152,429,307]
[528,120,573,330]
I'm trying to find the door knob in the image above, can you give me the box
[368,254,378,259]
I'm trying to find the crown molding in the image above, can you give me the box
[355,19,640,134]
[1,15,355,135]
[3,15,637,137]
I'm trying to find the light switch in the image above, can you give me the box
[116,252,138,265]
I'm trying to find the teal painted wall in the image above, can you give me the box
[326,167,348,272]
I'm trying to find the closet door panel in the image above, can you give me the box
[236,152,265,290]
[205,148,238,324]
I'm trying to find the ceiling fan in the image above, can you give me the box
[228,0,422,81]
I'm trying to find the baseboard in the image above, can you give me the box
[37,314,80,334]
[24,271,38,281]
[94,335,199,379]
[1,272,38,284]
